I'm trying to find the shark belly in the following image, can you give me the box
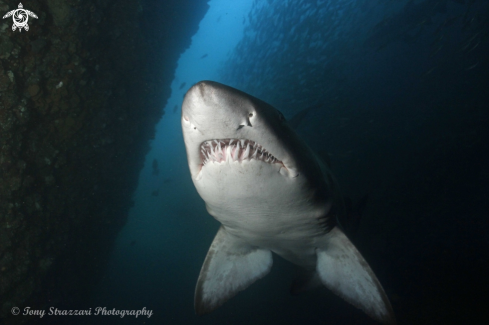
[197,158,331,270]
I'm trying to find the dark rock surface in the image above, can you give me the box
[0,0,209,324]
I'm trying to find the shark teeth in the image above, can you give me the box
[200,139,281,167]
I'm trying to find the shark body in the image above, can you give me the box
[181,81,396,324]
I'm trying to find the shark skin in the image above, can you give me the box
[181,81,396,324]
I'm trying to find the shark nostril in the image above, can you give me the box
[237,125,245,130]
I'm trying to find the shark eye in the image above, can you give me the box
[249,112,253,117]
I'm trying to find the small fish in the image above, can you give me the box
[179,82,186,90]
[461,32,480,51]
[173,104,178,113]
[466,40,480,53]
[421,66,436,78]
[200,54,208,59]
[465,62,479,70]
[430,44,443,57]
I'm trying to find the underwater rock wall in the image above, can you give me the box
[0,0,208,323]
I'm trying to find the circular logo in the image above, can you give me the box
[13,9,28,28]
[11,307,20,315]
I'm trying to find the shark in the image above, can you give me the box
[181,81,396,324]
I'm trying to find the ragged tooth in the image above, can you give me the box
[243,144,250,159]
[226,144,232,161]
[233,141,241,160]
[229,139,234,147]
[252,148,258,159]
[240,139,245,147]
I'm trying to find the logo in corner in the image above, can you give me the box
[3,3,38,32]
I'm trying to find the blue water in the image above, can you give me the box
[86,0,488,324]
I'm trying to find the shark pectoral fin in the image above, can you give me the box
[195,226,273,315]
[316,227,396,325]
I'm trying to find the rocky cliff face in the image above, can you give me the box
[0,0,208,323]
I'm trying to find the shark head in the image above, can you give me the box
[181,80,333,236]
[181,80,307,180]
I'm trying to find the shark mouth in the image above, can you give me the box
[200,139,283,167]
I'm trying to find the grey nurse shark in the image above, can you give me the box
[181,81,396,324]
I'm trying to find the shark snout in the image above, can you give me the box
[185,81,221,106]
[182,81,257,133]
[196,80,211,99]
[182,81,219,124]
